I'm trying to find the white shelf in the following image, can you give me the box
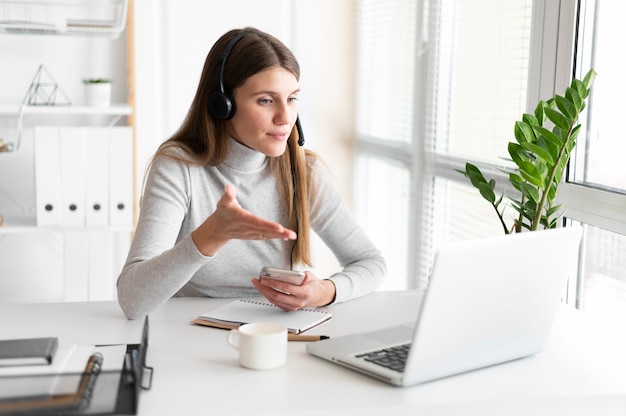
[0,0,128,38]
[0,217,37,233]
[0,103,132,117]
[0,217,133,234]
[0,103,132,152]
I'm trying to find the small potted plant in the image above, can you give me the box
[457,69,596,234]
[83,78,112,107]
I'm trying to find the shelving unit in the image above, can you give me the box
[0,0,135,303]
[0,0,128,38]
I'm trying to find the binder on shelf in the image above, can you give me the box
[85,127,110,227]
[88,230,114,301]
[34,126,62,226]
[109,126,133,227]
[63,229,89,302]
[60,128,87,227]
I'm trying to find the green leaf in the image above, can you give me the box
[582,69,597,91]
[551,163,565,187]
[509,174,524,193]
[534,100,548,124]
[464,163,488,189]
[518,161,544,188]
[509,171,524,184]
[555,95,577,120]
[521,142,555,165]
[546,204,562,218]
[495,192,504,208]
[545,108,570,131]
[508,142,528,166]
[538,137,559,162]
[565,87,583,112]
[567,125,581,152]
[571,79,589,101]
[533,126,562,147]
[478,182,496,203]
[514,121,535,144]
[519,182,539,203]
[522,113,539,127]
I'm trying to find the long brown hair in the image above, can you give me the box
[153,27,314,266]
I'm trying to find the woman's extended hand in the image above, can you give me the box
[191,184,297,256]
[251,271,336,311]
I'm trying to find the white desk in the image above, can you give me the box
[1,291,626,415]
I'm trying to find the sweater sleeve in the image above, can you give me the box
[116,153,211,319]
[308,160,387,303]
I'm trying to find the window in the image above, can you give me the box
[354,0,626,317]
[354,0,418,290]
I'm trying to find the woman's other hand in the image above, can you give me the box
[251,271,336,311]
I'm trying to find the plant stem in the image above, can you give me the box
[531,123,575,230]
[493,203,510,234]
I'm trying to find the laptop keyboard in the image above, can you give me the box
[355,343,411,372]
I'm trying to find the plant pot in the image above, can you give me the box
[84,82,112,107]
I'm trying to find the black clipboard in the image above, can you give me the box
[111,316,153,415]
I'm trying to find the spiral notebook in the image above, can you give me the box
[192,299,332,334]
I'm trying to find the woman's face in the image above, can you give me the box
[227,66,299,157]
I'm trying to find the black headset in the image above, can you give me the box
[208,31,305,146]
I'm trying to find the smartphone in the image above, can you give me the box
[260,267,306,286]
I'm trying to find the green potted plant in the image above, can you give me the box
[83,78,112,107]
[457,69,596,234]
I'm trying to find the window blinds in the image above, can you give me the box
[356,0,418,144]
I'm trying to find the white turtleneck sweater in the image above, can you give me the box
[117,138,386,319]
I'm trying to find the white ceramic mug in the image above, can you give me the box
[227,323,287,370]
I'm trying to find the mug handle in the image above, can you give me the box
[227,329,240,350]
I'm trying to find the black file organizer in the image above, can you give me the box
[0,317,153,416]
[109,316,153,415]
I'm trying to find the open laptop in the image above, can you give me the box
[307,227,582,386]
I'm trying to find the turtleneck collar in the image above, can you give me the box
[223,137,268,173]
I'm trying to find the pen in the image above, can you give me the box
[288,334,329,342]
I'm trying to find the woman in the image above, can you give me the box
[117,27,386,319]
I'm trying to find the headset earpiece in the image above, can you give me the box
[295,116,305,146]
[208,90,235,120]
[208,31,250,120]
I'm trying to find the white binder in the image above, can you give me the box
[84,128,110,227]
[109,127,134,227]
[59,128,87,227]
[63,229,89,301]
[88,229,115,301]
[34,127,62,227]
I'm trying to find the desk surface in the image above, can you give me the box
[1,291,626,416]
